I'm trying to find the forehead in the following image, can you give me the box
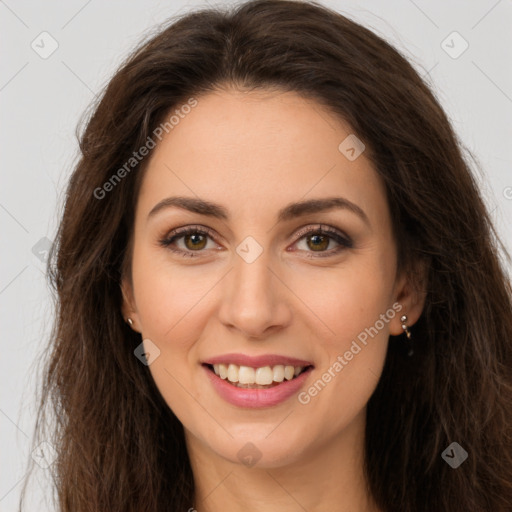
[137,88,388,226]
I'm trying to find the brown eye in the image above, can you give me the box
[159,225,218,257]
[184,233,207,250]
[306,234,330,251]
[292,224,353,258]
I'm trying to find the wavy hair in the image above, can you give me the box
[20,1,512,510]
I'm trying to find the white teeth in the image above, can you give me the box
[227,364,239,383]
[210,363,307,385]
[273,365,285,382]
[238,366,255,384]
[284,365,295,380]
[218,363,228,379]
[255,366,273,385]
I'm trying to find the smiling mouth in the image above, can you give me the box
[203,363,313,389]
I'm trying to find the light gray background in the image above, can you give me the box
[1,0,511,509]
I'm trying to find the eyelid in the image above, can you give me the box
[163,224,217,239]
[158,225,222,257]
[289,223,353,258]
[292,223,352,244]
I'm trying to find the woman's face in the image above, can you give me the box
[122,88,412,468]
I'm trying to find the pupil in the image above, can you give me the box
[186,233,206,250]
[308,234,328,251]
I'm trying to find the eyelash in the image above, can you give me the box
[158,224,353,259]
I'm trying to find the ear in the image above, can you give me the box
[389,258,428,336]
[121,276,141,333]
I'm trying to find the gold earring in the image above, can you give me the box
[400,314,414,356]
[127,318,133,326]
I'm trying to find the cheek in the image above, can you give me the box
[286,256,395,348]
[287,254,394,412]
[130,248,215,416]
[131,247,218,347]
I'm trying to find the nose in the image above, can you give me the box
[217,249,292,339]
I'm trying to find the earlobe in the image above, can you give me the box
[120,278,140,332]
[389,260,428,336]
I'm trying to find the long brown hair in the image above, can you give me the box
[20,1,512,510]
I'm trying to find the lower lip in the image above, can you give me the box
[203,365,314,408]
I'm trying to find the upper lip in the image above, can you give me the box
[202,353,314,368]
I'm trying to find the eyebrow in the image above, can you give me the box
[148,196,370,226]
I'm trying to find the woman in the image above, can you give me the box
[21,0,512,510]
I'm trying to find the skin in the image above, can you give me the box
[122,87,425,512]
